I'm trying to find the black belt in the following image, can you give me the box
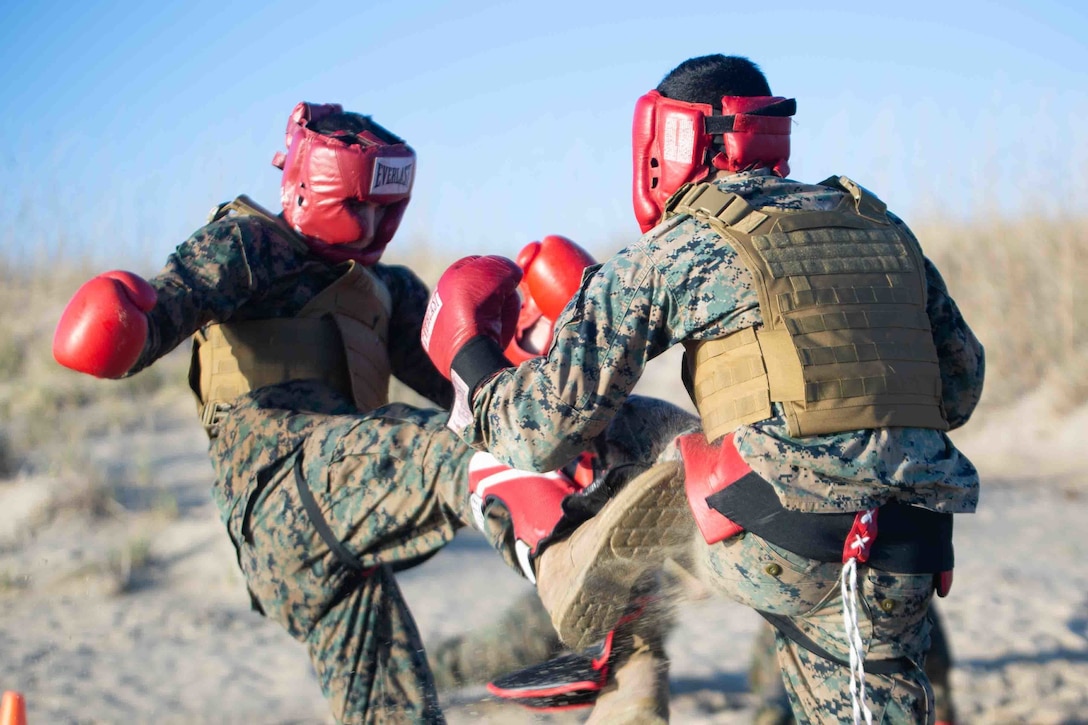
[706,471,954,574]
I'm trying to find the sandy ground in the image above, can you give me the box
[1,368,1086,724]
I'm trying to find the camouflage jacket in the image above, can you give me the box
[459,170,985,514]
[128,208,452,410]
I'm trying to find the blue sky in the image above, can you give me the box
[1,0,1084,269]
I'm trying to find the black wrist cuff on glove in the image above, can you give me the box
[451,336,513,394]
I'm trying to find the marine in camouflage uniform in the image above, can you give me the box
[53,103,502,725]
[137,218,470,723]
[111,224,476,722]
[424,56,984,724]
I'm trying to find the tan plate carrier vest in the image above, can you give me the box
[666,176,948,441]
[188,196,393,436]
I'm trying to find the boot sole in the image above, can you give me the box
[543,461,694,651]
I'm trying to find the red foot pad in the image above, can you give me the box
[487,634,613,711]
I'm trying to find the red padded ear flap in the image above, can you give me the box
[632,91,662,233]
[631,91,714,233]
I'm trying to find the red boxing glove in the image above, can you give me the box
[503,236,595,364]
[468,451,584,582]
[503,292,548,365]
[521,235,596,320]
[421,255,522,383]
[53,270,157,379]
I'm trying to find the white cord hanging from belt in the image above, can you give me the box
[842,508,879,725]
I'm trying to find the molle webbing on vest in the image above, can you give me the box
[298,261,393,413]
[191,318,354,432]
[190,197,393,435]
[672,179,948,439]
[685,327,774,439]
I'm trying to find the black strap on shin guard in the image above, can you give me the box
[707,472,955,574]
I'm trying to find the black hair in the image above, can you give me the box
[656,55,772,104]
[308,111,405,146]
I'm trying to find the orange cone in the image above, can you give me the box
[0,691,26,725]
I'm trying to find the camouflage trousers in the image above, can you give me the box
[749,604,956,724]
[697,532,936,724]
[209,381,477,725]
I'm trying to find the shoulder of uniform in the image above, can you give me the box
[187,209,291,266]
[205,200,234,224]
[199,208,273,238]
[206,194,282,223]
[817,175,888,215]
[203,195,312,253]
[367,261,417,295]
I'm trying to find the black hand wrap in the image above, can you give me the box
[450,335,513,393]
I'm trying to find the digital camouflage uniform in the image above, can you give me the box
[454,169,984,723]
[128,211,476,724]
[747,606,957,724]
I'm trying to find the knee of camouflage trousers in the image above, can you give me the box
[695,532,936,724]
[747,607,958,724]
[303,565,445,725]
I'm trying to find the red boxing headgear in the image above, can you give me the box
[273,102,416,251]
[632,90,795,233]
